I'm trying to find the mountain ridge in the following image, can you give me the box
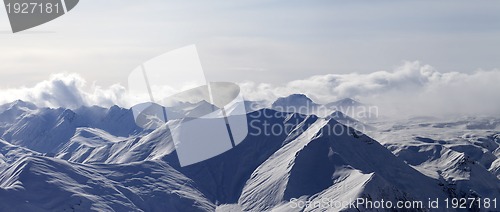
[0,99,498,211]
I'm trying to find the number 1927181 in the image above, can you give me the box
[6,2,61,14]
[445,198,497,209]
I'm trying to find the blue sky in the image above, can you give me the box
[1,0,500,88]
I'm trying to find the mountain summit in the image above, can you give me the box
[325,97,363,108]
[271,94,319,114]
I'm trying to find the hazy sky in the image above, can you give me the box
[1,0,500,88]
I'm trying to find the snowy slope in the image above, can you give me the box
[369,117,500,202]
[55,127,128,163]
[238,118,449,211]
[0,139,39,172]
[169,111,319,205]
[0,156,214,212]
[0,102,141,154]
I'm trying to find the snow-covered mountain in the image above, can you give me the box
[325,98,363,108]
[0,99,498,211]
[325,98,377,120]
[0,100,141,154]
[270,95,378,120]
[0,156,214,212]
[271,94,320,115]
[369,118,500,201]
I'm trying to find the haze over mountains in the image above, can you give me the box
[2,61,500,117]
[0,95,498,211]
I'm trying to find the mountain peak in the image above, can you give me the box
[3,100,37,111]
[272,94,317,108]
[327,97,363,108]
[283,93,312,101]
[271,94,319,115]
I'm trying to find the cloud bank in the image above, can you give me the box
[240,61,500,116]
[0,73,129,109]
[0,61,499,117]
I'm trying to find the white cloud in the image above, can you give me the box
[239,61,500,117]
[0,73,130,109]
[0,61,499,117]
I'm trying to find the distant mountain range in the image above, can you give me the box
[271,94,376,120]
[0,97,498,211]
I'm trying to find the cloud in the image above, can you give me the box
[239,61,500,117]
[0,73,130,109]
[0,61,499,117]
